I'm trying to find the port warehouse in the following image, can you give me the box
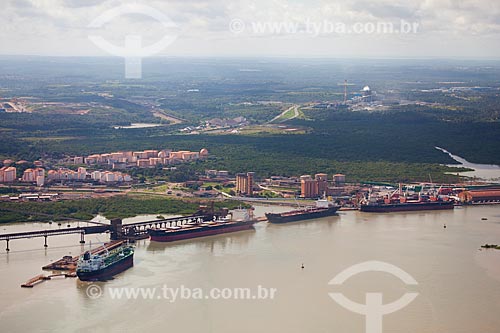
[459,189,500,203]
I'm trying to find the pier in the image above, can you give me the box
[0,225,110,251]
[21,273,77,288]
[21,240,126,288]
[42,240,125,271]
[1,214,212,251]
[121,215,207,240]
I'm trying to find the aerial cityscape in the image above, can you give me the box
[1,1,500,332]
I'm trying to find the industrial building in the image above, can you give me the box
[236,172,255,196]
[459,189,500,204]
[300,175,318,198]
[300,173,347,198]
[334,174,346,185]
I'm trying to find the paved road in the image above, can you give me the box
[269,105,300,123]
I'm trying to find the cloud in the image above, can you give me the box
[63,0,106,8]
[0,0,499,58]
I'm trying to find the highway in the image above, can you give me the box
[269,104,300,123]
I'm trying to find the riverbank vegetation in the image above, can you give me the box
[0,195,248,223]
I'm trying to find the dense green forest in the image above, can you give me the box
[0,110,479,182]
[2,107,498,182]
[1,57,499,182]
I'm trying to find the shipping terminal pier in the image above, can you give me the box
[1,184,499,287]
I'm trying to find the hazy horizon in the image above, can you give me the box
[2,54,500,62]
[2,0,500,59]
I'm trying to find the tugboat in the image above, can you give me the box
[265,199,339,224]
[148,208,258,242]
[76,243,134,281]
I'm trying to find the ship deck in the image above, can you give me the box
[154,221,247,233]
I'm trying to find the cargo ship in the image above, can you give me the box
[360,183,455,213]
[148,209,257,242]
[360,200,454,212]
[265,199,339,224]
[76,243,134,281]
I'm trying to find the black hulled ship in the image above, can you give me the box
[76,243,134,281]
[265,199,339,224]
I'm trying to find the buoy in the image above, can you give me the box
[301,263,304,269]
[444,224,447,229]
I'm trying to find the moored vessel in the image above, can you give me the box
[360,200,454,212]
[265,199,339,224]
[76,243,134,281]
[148,208,257,242]
[360,183,455,213]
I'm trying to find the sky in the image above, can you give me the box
[1,0,500,59]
